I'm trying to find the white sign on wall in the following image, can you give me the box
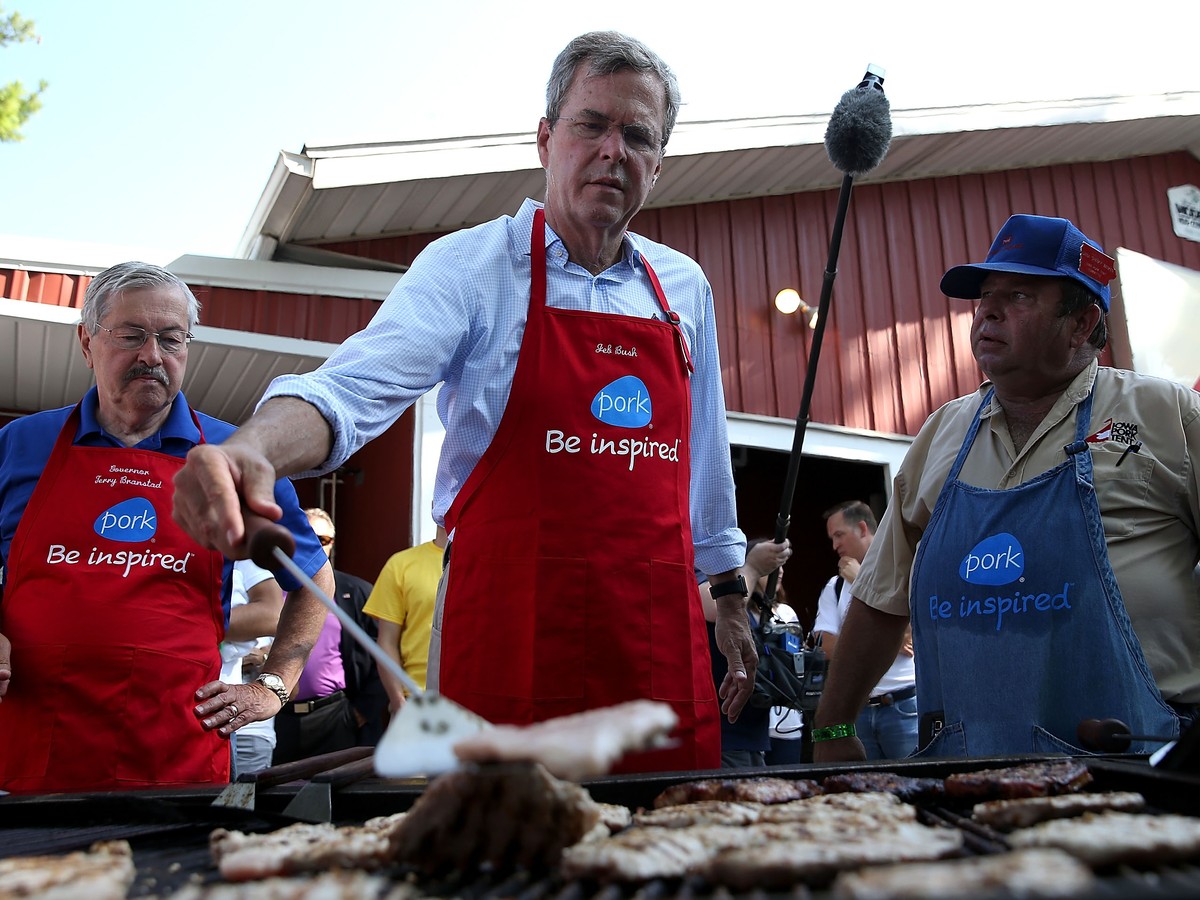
[1167,184,1200,243]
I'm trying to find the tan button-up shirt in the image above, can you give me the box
[854,360,1200,703]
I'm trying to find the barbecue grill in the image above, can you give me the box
[3,753,1200,898]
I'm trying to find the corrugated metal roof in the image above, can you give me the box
[237,92,1200,257]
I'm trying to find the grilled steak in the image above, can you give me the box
[973,791,1147,830]
[209,815,405,881]
[697,822,964,890]
[756,791,918,823]
[1007,810,1200,866]
[561,822,760,881]
[944,758,1092,800]
[0,840,134,900]
[831,847,1097,899]
[386,761,601,875]
[633,800,764,828]
[823,771,945,803]
[167,869,405,899]
[652,775,821,808]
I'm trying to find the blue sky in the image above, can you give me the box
[2,0,1195,263]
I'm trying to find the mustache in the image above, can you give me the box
[124,365,169,387]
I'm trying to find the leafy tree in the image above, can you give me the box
[1,5,46,142]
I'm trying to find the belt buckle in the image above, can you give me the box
[871,693,894,707]
[293,701,313,714]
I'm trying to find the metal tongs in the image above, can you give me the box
[247,517,490,778]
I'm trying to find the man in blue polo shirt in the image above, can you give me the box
[0,261,332,794]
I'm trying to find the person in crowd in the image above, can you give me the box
[702,538,792,768]
[763,589,804,766]
[812,215,1200,761]
[0,261,332,794]
[269,508,386,763]
[364,526,447,713]
[172,31,752,773]
[222,559,284,777]
[812,501,917,760]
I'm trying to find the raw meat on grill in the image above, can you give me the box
[944,758,1092,800]
[972,791,1147,830]
[452,699,678,781]
[822,770,945,803]
[831,847,1097,899]
[652,775,821,808]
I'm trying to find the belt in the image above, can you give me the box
[867,685,917,707]
[281,689,347,715]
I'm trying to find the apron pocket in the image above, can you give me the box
[1030,724,1094,756]
[650,560,714,702]
[909,720,967,758]
[446,556,587,702]
[116,648,223,784]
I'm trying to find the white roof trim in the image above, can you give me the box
[169,254,399,301]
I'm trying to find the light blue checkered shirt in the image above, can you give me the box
[264,199,745,575]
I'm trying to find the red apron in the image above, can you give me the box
[0,404,227,794]
[441,209,719,772]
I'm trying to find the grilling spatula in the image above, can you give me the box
[247,517,491,779]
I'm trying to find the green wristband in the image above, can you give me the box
[811,723,857,742]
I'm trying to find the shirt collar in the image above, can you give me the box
[76,385,200,449]
[978,358,1100,420]
[518,197,639,272]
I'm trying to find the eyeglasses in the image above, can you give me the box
[554,116,662,155]
[318,535,335,547]
[97,324,193,355]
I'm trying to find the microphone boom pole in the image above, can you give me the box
[763,67,891,606]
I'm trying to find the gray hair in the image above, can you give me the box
[81,261,200,334]
[545,31,681,149]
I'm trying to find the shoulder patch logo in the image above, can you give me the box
[591,375,652,428]
[959,532,1024,586]
[94,498,158,543]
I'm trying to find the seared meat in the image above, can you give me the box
[386,761,601,875]
[944,758,1092,800]
[823,770,945,803]
[0,840,135,900]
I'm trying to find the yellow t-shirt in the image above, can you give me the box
[363,540,443,693]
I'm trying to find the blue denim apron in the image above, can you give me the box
[910,389,1179,756]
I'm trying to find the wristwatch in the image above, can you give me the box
[255,673,291,706]
[709,574,749,599]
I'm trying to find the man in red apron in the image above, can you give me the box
[171,33,755,773]
[812,215,1200,760]
[0,262,332,794]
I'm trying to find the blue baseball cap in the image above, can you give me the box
[940,214,1116,311]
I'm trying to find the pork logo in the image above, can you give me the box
[959,532,1024,586]
[94,498,158,543]
[590,375,652,428]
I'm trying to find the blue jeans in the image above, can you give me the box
[856,695,919,760]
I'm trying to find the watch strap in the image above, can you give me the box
[709,574,749,599]
[255,673,291,706]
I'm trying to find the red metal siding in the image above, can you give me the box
[0,269,92,309]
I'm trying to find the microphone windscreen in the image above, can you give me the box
[824,85,893,177]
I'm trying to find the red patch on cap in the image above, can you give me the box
[1079,243,1116,284]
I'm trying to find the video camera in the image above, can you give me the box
[749,597,828,713]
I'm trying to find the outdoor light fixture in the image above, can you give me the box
[774,288,819,329]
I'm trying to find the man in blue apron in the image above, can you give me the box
[811,214,1200,759]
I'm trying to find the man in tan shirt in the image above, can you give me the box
[812,214,1200,760]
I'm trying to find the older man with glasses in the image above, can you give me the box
[0,261,333,795]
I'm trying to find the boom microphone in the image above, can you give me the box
[763,66,893,607]
[824,65,893,176]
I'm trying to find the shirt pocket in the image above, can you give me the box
[1090,445,1154,539]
